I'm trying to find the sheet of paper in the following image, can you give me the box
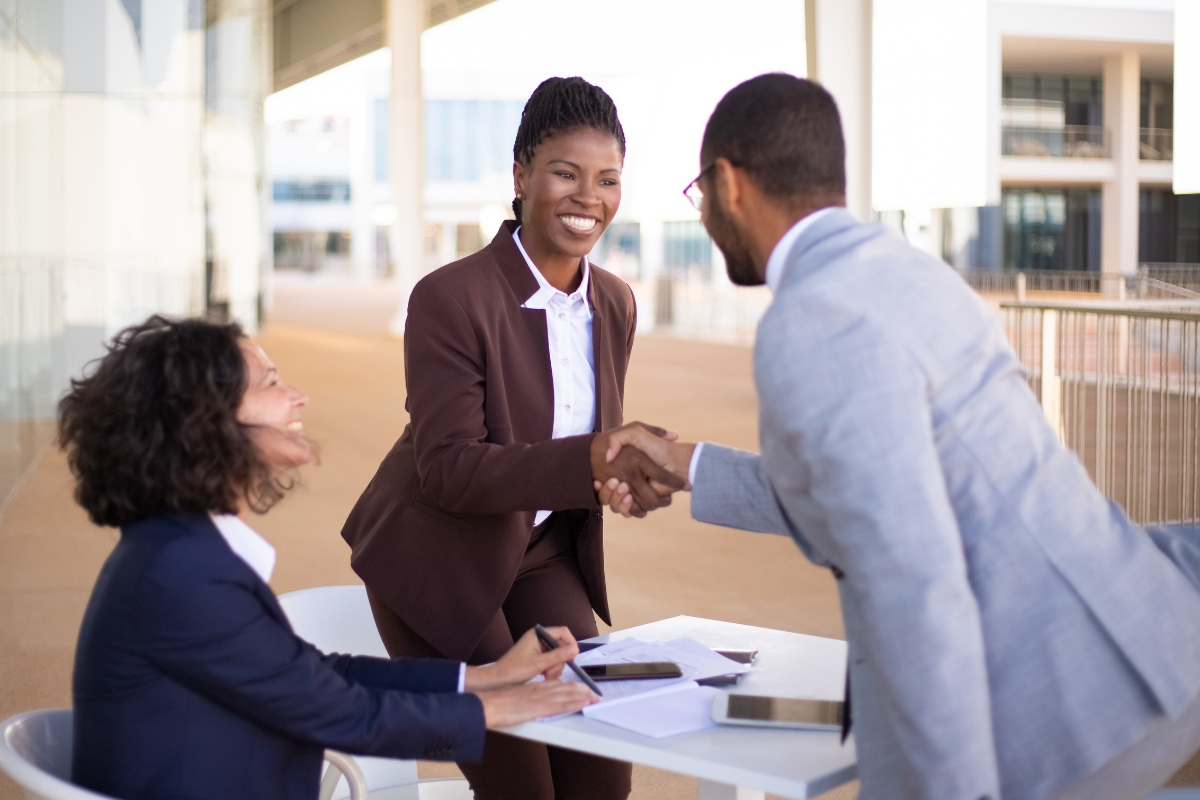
[582,683,719,738]
[566,637,751,705]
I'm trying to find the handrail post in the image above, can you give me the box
[1016,272,1026,303]
[1040,309,1063,440]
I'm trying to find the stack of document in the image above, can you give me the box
[561,638,751,738]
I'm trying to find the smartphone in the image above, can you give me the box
[711,694,843,731]
[581,661,684,681]
[714,649,759,665]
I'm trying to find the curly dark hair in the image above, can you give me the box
[511,76,626,223]
[58,315,290,527]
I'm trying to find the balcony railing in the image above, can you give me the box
[963,268,1200,301]
[1001,125,1108,159]
[1003,300,1200,524]
[1140,128,1173,161]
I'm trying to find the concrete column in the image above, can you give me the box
[805,0,872,221]
[1101,52,1140,288]
[386,0,424,334]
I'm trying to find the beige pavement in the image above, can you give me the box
[0,283,1194,799]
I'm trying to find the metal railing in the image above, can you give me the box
[963,268,1200,300]
[1002,300,1200,525]
[962,269,1124,295]
[1002,125,1108,159]
[1141,263,1200,293]
[1139,128,1173,161]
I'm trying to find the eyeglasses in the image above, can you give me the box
[682,163,715,212]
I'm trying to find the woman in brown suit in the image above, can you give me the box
[341,78,683,800]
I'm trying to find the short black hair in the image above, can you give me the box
[701,73,845,206]
[511,76,625,222]
[57,315,290,527]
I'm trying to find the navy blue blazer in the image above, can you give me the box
[72,513,486,800]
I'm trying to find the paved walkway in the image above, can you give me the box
[1,283,1194,798]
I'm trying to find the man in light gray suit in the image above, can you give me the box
[599,74,1200,800]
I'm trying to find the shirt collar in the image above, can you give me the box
[512,226,593,317]
[209,513,276,584]
[765,207,838,294]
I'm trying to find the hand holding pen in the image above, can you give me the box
[465,625,598,728]
[534,623,604,697]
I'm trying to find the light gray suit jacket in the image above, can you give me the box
[691,209,1200,800]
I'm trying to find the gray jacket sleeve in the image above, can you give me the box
[690,444,793,536]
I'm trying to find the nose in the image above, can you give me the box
[287,383,308,408]
[571,178,602,209]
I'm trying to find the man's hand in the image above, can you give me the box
[593,424,697,517]
[591,423,688,518]
[463,626,578,692]
[475,680,599,728]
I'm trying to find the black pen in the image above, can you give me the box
[533,624,603,697]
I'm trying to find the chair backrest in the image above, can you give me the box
[278,585,390,658]
[0,710,114,800]
[277,585,419,795]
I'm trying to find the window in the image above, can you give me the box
[594,222,641,281]
[663,221,713,282]
[272,179,351,203]
[455,222,482,258]
[425,100,524,183]
[1001,73,1104,158]
[1002,188,1100,271]
[1140,190,1200,264]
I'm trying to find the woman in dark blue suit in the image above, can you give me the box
[59,316,596,800]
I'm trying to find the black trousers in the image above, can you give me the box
[367,513,632,800]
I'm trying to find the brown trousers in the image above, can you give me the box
[367,513,632,800]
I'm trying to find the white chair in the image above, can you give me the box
[278,585,473,800]
[0,709,107,800]
[0,709,368,800]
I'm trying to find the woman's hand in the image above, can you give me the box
[476,680,599,728]
[463,626,579,692]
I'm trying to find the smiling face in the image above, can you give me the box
[236,339,312,474]
[513,126,623,260]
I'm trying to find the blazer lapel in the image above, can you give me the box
[489,221,557,442]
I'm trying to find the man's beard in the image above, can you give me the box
[705,196,762,286]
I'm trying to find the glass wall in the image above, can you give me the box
[1001,73,1105,158]
[1002,188,1101,271]
[1,0,267,501]
[594,222,642,282]
[424,100,523,183]
[663,220,713,283]
[1139,189,1200,263]
[1139,80,1173,161]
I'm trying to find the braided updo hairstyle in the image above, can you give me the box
[511,77,626,223]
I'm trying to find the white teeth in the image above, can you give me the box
[286,421,303,432]
[559,215,597,232]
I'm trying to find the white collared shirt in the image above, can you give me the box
[764,207,837,295]
[209,513,467,692]
[688,208,838,483]
[210,513,277,584]
[513,227,597,527]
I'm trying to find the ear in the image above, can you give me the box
[513,161,526,198]
[712,158,743,216]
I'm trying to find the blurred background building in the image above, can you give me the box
[2,0,1199,507]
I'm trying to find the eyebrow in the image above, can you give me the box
[547,159,621,174]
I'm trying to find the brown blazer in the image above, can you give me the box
[341,222,636,661]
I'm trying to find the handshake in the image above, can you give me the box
[589,422,696,518]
